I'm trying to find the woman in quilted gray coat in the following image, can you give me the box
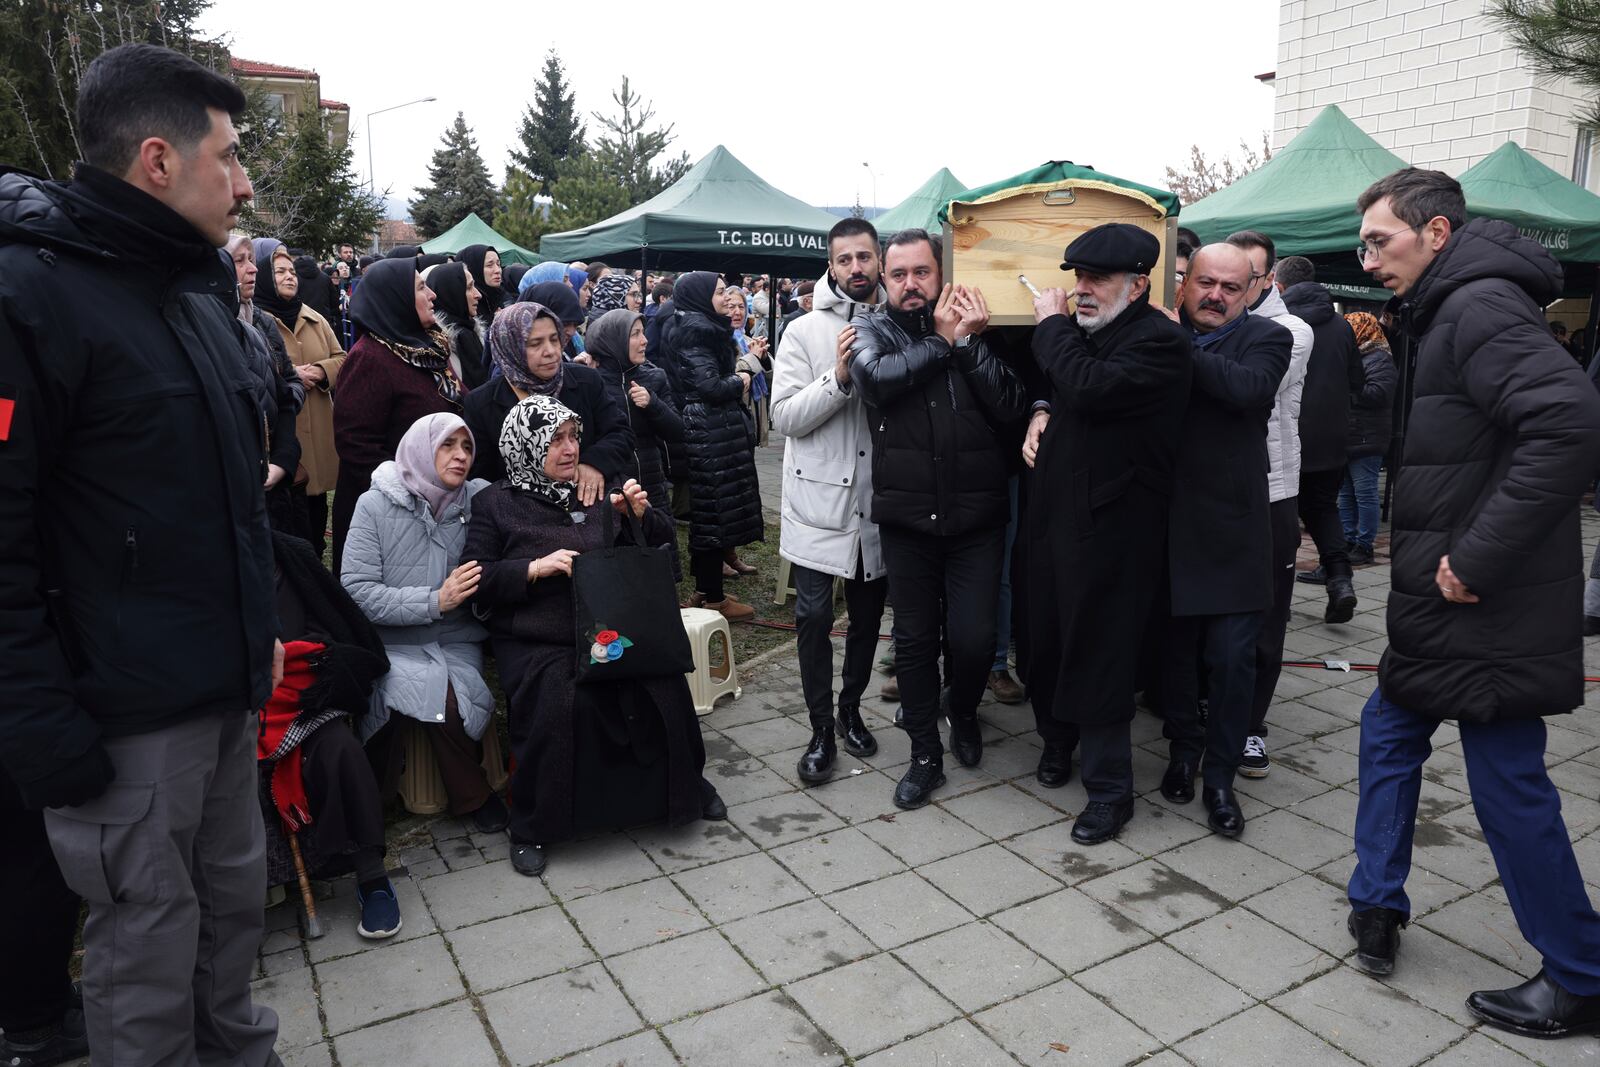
[341,412,509,832]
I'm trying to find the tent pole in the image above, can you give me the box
[1584,264,1600,368]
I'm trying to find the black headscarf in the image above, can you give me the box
[385,244,421,260]
[252,238,302,328]
[415,252,451,274]
[294,255,335,321]
[428,262,474,322]
[674,271,732,331]
[457,244,503,320]
[350,259,436,351]
[521,281,584,326]
[502,263,529,301]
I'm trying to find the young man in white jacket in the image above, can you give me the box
[771,218,890,784]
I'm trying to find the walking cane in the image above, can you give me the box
[287,833,324,939]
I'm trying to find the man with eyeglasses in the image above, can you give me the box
[1154,244,1292,839]
[1343,167,1600,1038]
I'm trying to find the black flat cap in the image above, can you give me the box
[1060,223,1161,275]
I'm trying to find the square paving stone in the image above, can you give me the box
[917,842,1061,916]
[315,933,465,1036]
[1376,924,1527,1027]
[1233,761,1338,809]
[1176,1003,1359,1067]
[701,732,753,765]
[445,903,593,994]
[727,792,846,848]
[854,1019,1018,1067]
[990,887,1153,973]
[976,736,1051,781]
[482,962,643,1066]
[417,859,550,930]
[332,1000,496,1065]
[724,716,813,758]
[253,963,319,1051]
[1167,908,1337,999]
[771,826,907,895]
[702,758,792,809]
[1269,701,1358,740]
[894,920,1058,1012]
[539,834,663,900]
[1477,1026,1600,1065]
[1078,858,1229,936]
[629,818,758,875]
[1156,836,1301,902]
[672,850,811,924]
[306,876,438,963]
[1424,1033,1537,1066]
[823,871,970,950]
[1111,799,1213,857]
[857,805,990,867]
[1077,943,1252,1044]
[1242,873,1359,957]
[1271,966,1464,1066]
[608,928,768,1024]
[786,953,959,1058]
[938,783,1067,839]
[278,1043,331,1067]
[1237,809,1357,872]
[1415,886,1542,979]
[1408,808,1503,890]
[805,770,905,823]
[548,1030,679,1066]
[973,978,1161,1067]
[661,990,842,1066]
[1314,856,1470,922]
[1288,786,1360,837]
[565,877,710,958]
[1001,821,1142,886]
[721,898,877,984]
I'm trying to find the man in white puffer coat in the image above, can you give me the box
[1225,231,1313,780]
[771,218,890,786]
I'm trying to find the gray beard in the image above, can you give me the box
[1076,277,1136,334]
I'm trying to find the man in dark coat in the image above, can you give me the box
[1023,224,1191,844]
[850,229,1027,810]
[1345,168,1600,1038]
[1157,244,1292,839]
[0,44,281,1064]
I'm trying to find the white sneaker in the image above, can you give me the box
[1240,734,1270,778]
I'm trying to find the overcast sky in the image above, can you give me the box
[202,1,1280,217]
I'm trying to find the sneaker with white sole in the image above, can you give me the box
[1240,734,1270,778]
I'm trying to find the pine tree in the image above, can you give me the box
[409,112,498,239]
[495,167,552,250]
[1491,0,1600,131]
[544,153,633,233]
[589,77,689,204]
[239,106,383,255]
[511,50,587,196]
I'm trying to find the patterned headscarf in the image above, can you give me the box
[587,274,634,319]
[499,394,583,505]
[1345,311,1387,351]
[489,302,565,397]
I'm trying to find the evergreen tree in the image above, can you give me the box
[511,50,586,196]
[589,77,689,204]
[495,167,552,249]
[409,112,498,238]
[544,152,633,233]
[1491,0,1600,130]
[239,105,383,255]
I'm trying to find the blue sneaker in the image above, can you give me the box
[356,879,402,940]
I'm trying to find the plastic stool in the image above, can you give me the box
[396,714,511,816]
[680,607,742,715]
[773,556,846,607]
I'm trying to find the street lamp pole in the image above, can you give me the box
[861,162,878,217]
[365,96,436,253]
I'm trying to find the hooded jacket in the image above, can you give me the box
[1346,338,1396,459]
[1255,286,1313,502]
[1282,281,1364,472]
[0,165,278,801]
[1380,218,1600,721]
[770,274,885,580]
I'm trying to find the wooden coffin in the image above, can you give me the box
[942,180,1176,326]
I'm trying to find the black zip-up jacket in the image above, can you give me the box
[850,305,1027,537]
[1282,281,1364,472]
[0,164,278,799]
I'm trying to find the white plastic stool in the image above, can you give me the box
[680,607,741,715]
[773,556,846,607]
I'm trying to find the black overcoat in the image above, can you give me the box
[668,310,764,552]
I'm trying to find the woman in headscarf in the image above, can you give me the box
[340,413,508,833]
[568,264,592,310]
[521,278,590,361]
[463,395,725,876]
[428,262,490,391]
[667,271,764,619]
[584,273,635,326]
[1338,311,1397,565]
[457,244,503,335]
[463,302,632,491]
[501,263,530,304]
[586,308,683,577]
[723,284,772,452]
[331,258,464,574]
[518,260,568,295]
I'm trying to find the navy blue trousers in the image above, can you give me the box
[1349,687,1600,996]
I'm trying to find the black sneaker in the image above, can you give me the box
[0,1006,89,1067]
[1348,906,1405,975]
[1239,734,1270,778]
[1347,543,1375,565]
[893,756,945,810]
[471,793,510,834]
[1296,565,1328,586]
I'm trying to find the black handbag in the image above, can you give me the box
[571,503,694,684]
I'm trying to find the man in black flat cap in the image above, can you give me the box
[1022,223,1192,843]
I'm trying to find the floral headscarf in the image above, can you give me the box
[1345,311,1388,351]
[489,302,565,397]
[499,394,583,505]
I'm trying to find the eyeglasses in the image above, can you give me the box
[1356,226,1420,265]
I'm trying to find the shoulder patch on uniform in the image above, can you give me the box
[0,383,14,442]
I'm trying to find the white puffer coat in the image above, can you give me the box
[1257,286,1313,503]
[340,461,495,740]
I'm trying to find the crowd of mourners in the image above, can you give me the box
[6,42,1600,1067]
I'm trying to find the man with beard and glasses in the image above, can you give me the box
[1155,244,1292,840]
[849,229,1027,809]
[1020,224,1191,843]
[772,218,890,784]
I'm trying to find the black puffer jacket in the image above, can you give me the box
[243,304,305,474]
[590,351,683,511]
[850,306,1027,537]
[1345,340,1396,458]
[669,310,764,551]
[1381,218,1600,722]
[0,164,278,800]
[463,365,634,486]
[1282,281,1364,472]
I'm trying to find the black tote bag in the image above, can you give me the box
[571,503,694,684]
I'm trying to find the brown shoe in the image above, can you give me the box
[987,670,1025,705]
[721,562,739,579]
[704,596,756,622]
[880,675,900,702]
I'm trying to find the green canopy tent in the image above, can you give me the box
[871,167,968,235]
[419,212,545,266]
[537,145,841,278]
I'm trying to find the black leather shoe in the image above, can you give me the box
[1160,759,1195,804]
[796,726,836,784]
[1071,799,1134,844]
[470,793,510,834]
[1325,576,1357,624]
[1203,785,1244,837]
[1347,906,1405,976]
[1467,969,1600,1039]
[836,705,878,758]
[948,716,983,768]
[1586,615,1600,637]
[0,1005,88,1067]
[893,756,946,810]
[1296,565,1328,585]
[1035,741,1073,788]
[700,778,728,820]
[511,843,547,877]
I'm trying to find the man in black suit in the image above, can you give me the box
[1156,244,1292,838]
